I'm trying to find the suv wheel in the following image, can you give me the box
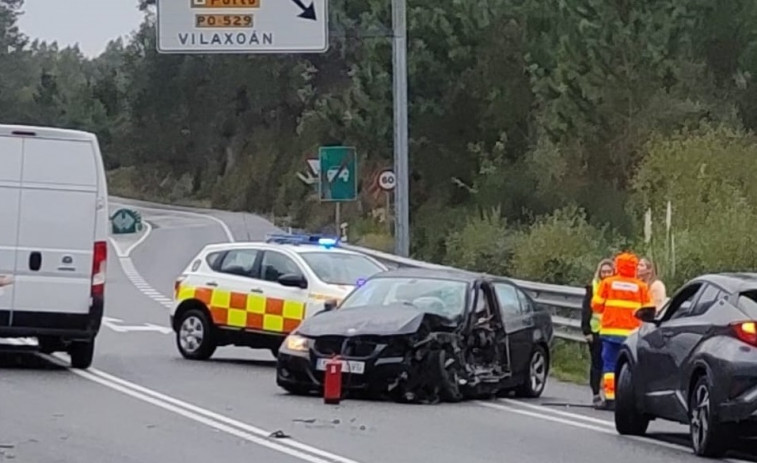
[690,375,729,457]
[614,362,650,435]
[177,308,217,360]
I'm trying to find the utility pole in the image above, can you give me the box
[392,0,410,257]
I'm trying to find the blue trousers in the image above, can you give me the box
[600,335,625,400]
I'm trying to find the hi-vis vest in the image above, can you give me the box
[590,279,602,333]
[591,277,652,337]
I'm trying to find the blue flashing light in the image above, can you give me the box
[355,278,367,287]
[265,233,341,248]
[318,237,338,249]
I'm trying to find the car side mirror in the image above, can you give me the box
[324,299,338,312]
[278,273,308,289]
[635,306,658,324]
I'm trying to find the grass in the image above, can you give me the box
[550,338,591,384]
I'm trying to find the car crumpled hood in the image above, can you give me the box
[297,302,448,337]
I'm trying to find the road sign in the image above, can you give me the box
[111,209,142,234]
[318,146,357,202]
[377,169,396,191]
[156,0,329,54]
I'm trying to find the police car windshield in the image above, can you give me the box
[339,276,468,318]
[299,252,384,286]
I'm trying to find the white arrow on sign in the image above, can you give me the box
[103,316,172,334]
[157,0,329,54]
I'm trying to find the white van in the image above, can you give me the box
[0,124,109,369]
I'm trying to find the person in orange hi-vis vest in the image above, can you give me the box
[591,252,652,410]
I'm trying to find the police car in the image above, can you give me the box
[170,234,388,360]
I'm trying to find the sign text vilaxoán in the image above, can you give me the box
[156,0,328,54]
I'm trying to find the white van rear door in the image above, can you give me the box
[13,137,98,316]
[0,136,23,326]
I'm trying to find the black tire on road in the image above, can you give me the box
[176,308,217,360]
[689,375,730,458]
[69,339,95,369]
[614,362,650,435]
[514,344,549,398]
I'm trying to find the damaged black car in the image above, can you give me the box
[275,268,554,403]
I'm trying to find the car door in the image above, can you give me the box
[653,283,725,422]
[203,248,263,330]
[491,281,532,376]
[469,282,512,374]
[254,250,310,335]
[0,135,22,329]
[636,281,704,420]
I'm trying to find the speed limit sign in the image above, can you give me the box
[377,169,396,191]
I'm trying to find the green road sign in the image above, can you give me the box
[318,146,357,202]
[111,208,142,234]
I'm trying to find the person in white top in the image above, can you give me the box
[637,257,667,312]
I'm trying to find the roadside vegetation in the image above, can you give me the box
[4,0,757,383]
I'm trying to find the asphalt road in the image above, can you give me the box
[1,198,755,463]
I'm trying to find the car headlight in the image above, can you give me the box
[285,334,309,352]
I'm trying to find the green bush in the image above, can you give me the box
[444,207,514,276]
[509,205,625,286]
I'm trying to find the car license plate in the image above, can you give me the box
[315,358,365,374]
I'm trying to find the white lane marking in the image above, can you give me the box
[479,400,752,463]
[109,221,153,258]
[27,346,362,463]
[110,201,235,243]
[495,398,614,427]
[102,316,173,334]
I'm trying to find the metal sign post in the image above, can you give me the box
[392,0,409,257]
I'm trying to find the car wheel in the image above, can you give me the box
[515,344,549,398]
[614,362,650,435]
[689,375,730,458]
[176,308,217,360]
[69,339,95,369]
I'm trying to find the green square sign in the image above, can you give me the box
[318,146,357,202]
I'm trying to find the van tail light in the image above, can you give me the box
[91,241,107,298]
[732,322,757,346]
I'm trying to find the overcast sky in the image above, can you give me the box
[17,1,145,58]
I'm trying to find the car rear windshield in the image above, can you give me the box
[299,252,384,286]
[339,276,469,319]
[737,290,757,318]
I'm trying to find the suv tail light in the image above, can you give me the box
[92,241,107,298]
[732,322,757,346]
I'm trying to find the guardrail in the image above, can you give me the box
[340,243,587,343]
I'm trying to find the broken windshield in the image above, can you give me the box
[339,276,469,319]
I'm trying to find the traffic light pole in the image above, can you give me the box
[392,0,410,257]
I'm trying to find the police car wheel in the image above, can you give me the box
[177,308,217,360]
[614,362,649,435]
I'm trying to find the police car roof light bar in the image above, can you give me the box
[264,233,341,248]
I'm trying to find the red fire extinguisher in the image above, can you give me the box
[323,356,343,404]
